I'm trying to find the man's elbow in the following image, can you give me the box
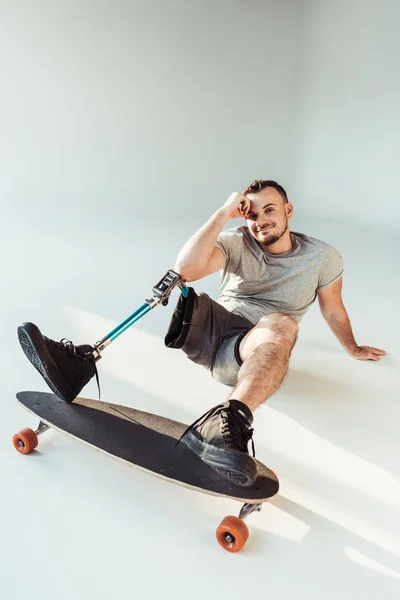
[173,262,194,282]
[174,262,204,283]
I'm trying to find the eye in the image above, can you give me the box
[266,208,274,213]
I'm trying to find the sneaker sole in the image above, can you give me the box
[182,431,257,487]
[17,323,76,403]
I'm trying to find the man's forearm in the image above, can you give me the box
[174,208,229,279]
[322,307,359,355]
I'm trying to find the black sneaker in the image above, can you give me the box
[178,399,257,487]
[17,322,99,403]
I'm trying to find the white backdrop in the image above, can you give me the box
[0,0,300,229]
[291,0,400,229]
[1,1,398,230]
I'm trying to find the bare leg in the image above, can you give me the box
[228,313,298,412]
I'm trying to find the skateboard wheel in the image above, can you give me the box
[13,428,38,454]
[216,516,249,553]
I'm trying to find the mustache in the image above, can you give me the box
[256,224,274,232]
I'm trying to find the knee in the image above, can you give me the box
[238,313,298,362]
[260,312,299,342]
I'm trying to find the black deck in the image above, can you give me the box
[16,391,279,502]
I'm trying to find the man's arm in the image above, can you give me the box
[174,192,249,282]
[317,278,386,361]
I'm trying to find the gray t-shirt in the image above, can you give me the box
[215,226,343,324]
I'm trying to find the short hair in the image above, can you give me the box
[242,179,288,204]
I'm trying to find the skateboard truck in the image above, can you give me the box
[239,502,262,521]
[92,269,188,358]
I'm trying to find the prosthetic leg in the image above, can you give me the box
[92,269,189,360]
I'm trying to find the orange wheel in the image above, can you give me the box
[216,516,249,553]
[13,428,38,454]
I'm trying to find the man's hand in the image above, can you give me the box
[350,345,387,361]
[221,192,250,220]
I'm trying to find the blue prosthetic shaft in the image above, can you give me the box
[93,270,188,357]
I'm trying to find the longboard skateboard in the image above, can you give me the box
[13,391,279,552]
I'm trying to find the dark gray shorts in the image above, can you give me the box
[164,288,254,386]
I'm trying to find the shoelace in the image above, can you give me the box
[46,338,101,399]
[176,403,256,457]
[221,408,256,456]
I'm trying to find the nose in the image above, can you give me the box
[256,219,269,229]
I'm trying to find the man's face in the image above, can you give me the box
[245,187,292,247]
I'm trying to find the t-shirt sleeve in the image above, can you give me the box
[317,244,344,290]
[215,229,241,261]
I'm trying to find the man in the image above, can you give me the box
[17,180,386,487]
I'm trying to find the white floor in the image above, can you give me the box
[2,213,400,600]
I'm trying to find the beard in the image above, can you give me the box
[257,219,289,247]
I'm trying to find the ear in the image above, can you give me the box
[286,202,294,219]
